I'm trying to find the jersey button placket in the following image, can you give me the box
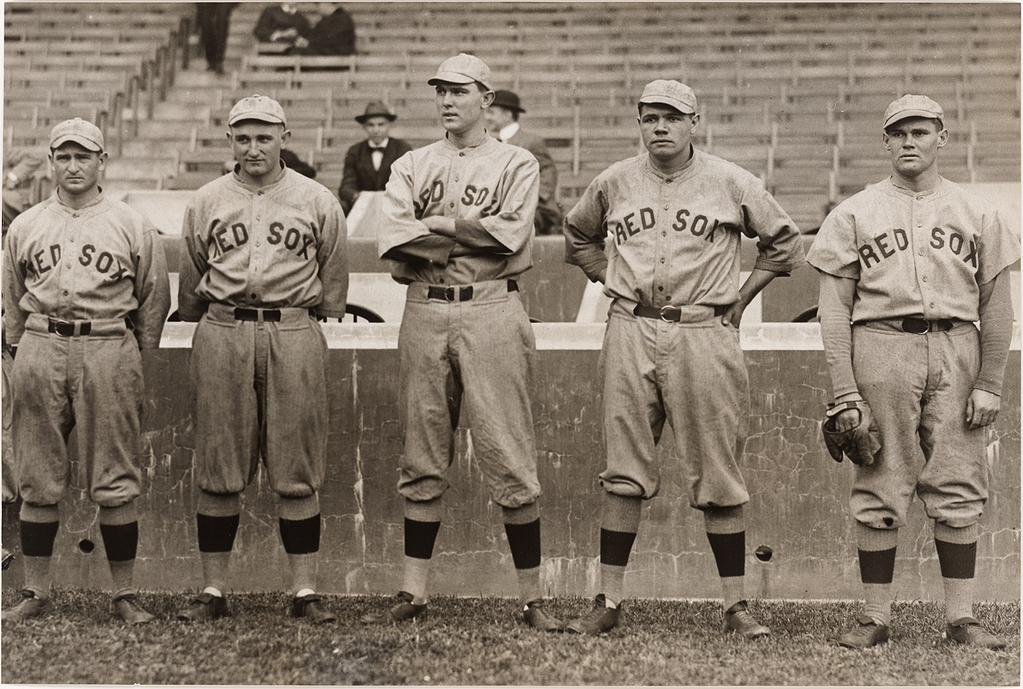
[249,196,261,302]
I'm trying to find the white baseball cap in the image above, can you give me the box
[883,94,944,129]
[228,94,287,126]
[427,53,493,91]
[49,118,104,152]
[639,79,698,115]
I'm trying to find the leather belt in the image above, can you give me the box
[898,317,955,334]
[233,307,281,322]
[427,279,518,302]
[47,318,132,337]
[633,303,728,322]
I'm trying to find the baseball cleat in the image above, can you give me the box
[521,599,564,632]
[565,594,620,635]
[837,615,890,649]
[723,600,770,639]
[360,591,427,624]
[112,593,155,625]
[942,617,1006,650]
[1,548,14,570]
[2,589,49,622]
[291,593,336,624]
[176,592,229,622]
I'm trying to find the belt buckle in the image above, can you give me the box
[444,286,456,302]
[659,304,681,322]
[901,318,929,334]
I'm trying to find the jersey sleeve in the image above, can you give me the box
[177,198,210,322]
[806,206,861,279]
[976,208,1021,285]
[466,152,539,255]
[2,226,28,345]
[563,174,609,282]
[314,190,349,319]
[130,225,171,349]
[377,152,457,265]
[740,184,804,274]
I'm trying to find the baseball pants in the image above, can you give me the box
[3,347,16,503]
[11,314,142,507]
[190,303,327,498]
[396,279,541,508]
[599,303,751,507]
[850,321,987,529]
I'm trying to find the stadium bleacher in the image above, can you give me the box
[4,1,1019,230]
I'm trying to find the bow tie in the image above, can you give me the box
[369,143,386,150]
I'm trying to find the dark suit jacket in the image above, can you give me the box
[304,8,356,55]
[338,138,413,215]
[507,128,562,226]
[254,6,310,42]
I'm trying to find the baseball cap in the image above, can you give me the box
[638,79,698,115]
[49,118,104,152]
[228,94,287,126]
[427,53,493,91]
[882,94,943,129]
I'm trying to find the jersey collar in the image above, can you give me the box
[643,144,698,181]
[232,160,288,192]
[53,186,105,212]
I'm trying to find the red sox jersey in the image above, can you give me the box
[377,135,539,284]
[178,166,349,320]
[3,191,170,349]
[807,177,1020,322]
[564,150,803,308]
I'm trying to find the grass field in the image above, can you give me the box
[1,590,1018,685]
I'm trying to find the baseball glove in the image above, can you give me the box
[822,399,882,466]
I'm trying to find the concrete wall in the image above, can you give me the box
[2,324,1019,601]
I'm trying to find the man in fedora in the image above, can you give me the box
[338,101,412,215]
[485,89,563,235]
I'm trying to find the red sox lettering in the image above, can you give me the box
[856,227,978,269]
[607,205,728,246]
[21,242,133,281]
[414,179,501,218]
[202,219,317,260]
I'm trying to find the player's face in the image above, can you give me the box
[362,116,391,145]
[638,104,699,162]
[435,82,492,134]
[484,105,514,132]
[228,121,291,185]
[882,117,947,178]
[50,143,106,198]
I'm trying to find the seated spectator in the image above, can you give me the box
[2,148,47,234]
[338,101,412,215]
[280,149,317,179]
[298,3,356,56]
[254,2,310,50]
[485,90,564,235]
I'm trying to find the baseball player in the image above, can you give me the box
[807,95,1017,649]
[362,53,560,631]
[175,95,348,624]
[563,80,804,636]
[1,118,170,623]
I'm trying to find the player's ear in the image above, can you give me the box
[97,151,109,170]
[881,132,891,150]
[936,127,949,148]
[689,113,701,130]
[481,90,495,109]
[281,128,292,145]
